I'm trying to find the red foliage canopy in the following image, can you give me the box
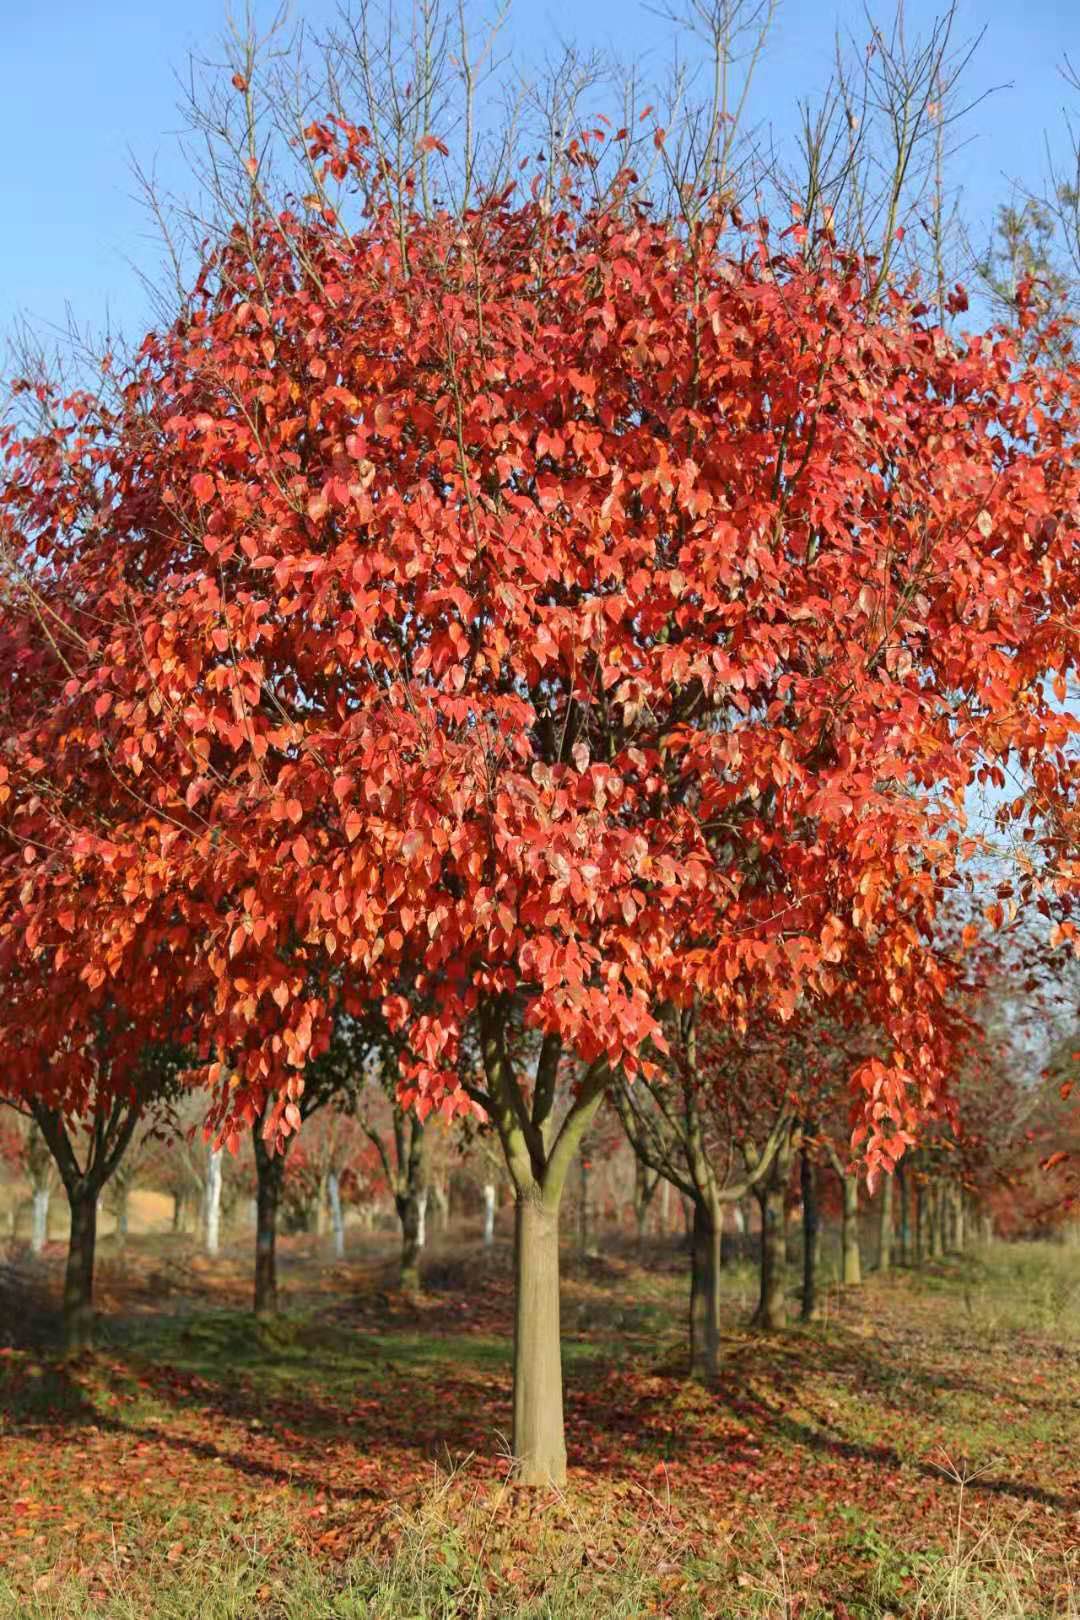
[1,126,1077,1164]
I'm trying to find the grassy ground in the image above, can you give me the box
[0,1232,1076,1618]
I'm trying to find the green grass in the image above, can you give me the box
[1,1234,1077,1617]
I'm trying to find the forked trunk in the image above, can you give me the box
[800,1139,820,1321]
[689,1197,722,1375]
[753,1182,787,1331]
[841,1172,862,1287]
[878,1172,894,1274]
[512,1192,566,1487]
[62,1188,97,1356]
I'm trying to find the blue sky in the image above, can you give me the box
[1,0,1077,345]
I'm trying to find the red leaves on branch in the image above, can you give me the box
[0,120,1077,1159]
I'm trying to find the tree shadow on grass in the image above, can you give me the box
[557,1331,1080,1517]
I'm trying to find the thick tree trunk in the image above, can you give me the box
[397,1191,425,1291]
[753,1182,787,1331]
[689,1197,722,1375]
[482,1182,496,1246]
[841,1171,862,1286]
[327,1171,345,1259]
[62,1187,98,1356]
[512,1192,566,1486]
[206,1148,223,1257]
[800,1140,820,1321]
[31,1186,50,1255]
[878,1172,894,1274]
[253,1137,282,1317]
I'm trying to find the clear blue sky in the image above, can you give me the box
[2,0,1077,346]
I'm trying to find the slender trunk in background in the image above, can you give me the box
[416,1187,428,1249]
[659,1177,671,1235]
[633,1156,656,1247]
[577,1158,593,1257]
[252,1132,283,1317]
[431,1179,450,1232]
[482,1182,496,1246]
[953,1185,966,1252]
[206,1148,223,1257]
[31,1186,50,1255]
[753,1181,787,1331]
[512,1192,566,1487]
[878,1173,894,1274]
[172,1190,185,1234]
[327,1171,345,1259]
[915,1179,924,1263]
[115,1185,130,1245]
[841,1172,862,1286]
[689,1197,723,1375]
[800,1137,819,1321]
[62,1188,97,1356]
[897,1162,909,1264]
[928,1182,944,1260]
[941,1182,954,1251]
[315,1171,329,1237]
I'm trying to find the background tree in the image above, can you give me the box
[3,1035,186,1354]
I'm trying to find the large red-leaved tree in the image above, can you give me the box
[2,120,1078,1475]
